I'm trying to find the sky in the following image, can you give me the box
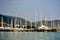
[0,0,60,22]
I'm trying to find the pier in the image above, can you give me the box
[0,26,60,32]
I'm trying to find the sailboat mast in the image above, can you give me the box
[14,12,17,28]
[34,12,37,29]
[11,18,13,28]
[51,16,54,29]
[25,18,27,29]
[58,20,59,28]
[51,17,52,28]
[8,18,9,27]
[1,16,3,27]
[18,19,20,28]
[58,18,60,28]
[52,17,54,29]
[30,21,32,29]
[45,17,47,26]
[20,20,22,27]
[40,15,42,26]
[14,18,16,28]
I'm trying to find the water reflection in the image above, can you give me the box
[0,32,60,40]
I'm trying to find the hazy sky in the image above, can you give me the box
[0,0,60,22]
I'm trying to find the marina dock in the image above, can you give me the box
[0,27,60,32]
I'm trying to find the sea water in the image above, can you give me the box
[0,32,60,40]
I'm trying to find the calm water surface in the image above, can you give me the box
[0,32,60,40]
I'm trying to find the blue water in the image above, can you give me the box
[0,32,60,40]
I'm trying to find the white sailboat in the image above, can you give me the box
[38,14,44,29]
[38,15,50,29]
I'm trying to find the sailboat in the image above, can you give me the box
[38,15,50,30]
